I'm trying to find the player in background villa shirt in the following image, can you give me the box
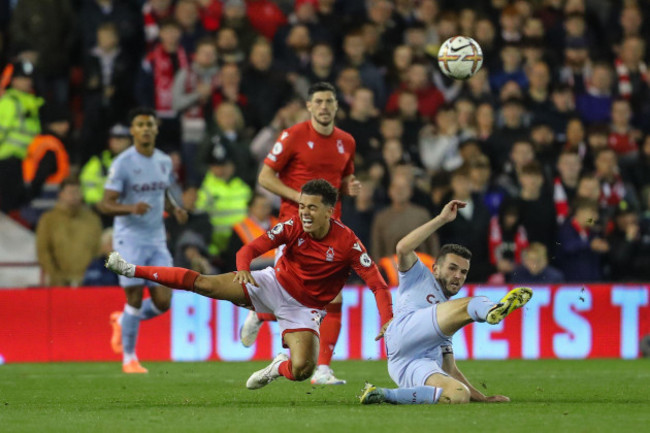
[247,81,362,385]
[106,179,393,390]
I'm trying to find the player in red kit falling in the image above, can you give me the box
[248,81,362,385]
[106,179,393,390]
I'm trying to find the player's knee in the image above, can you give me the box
[439,383,470,404]
[291,358,316,381]
[153,298,171,312]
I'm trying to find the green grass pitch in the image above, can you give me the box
[0,359,648,433]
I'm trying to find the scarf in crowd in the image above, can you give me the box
[615,57,648,99]
[553,177,570,224]
[146,44,189,117]
[600,175,626,207]
[488,216,529,265]
[571,217,590,241]
[184,66,220,119]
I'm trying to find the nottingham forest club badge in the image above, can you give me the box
[337,140,344,154]
[326,246,335,262]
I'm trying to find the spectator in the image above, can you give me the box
[241,40,293,131]
[340,29,387,108]
[469,154,506,217]
[524,60,553,121]
[396,90,425,165]
[489,43,528,93]
[36,178,103,286]
[335,66,362,114]
[530,120,560,178]
[82,228,119,286]
[195,142,252,256]
[553,150,583,223]
[512,161,557,253]
[341,177,376,248]
[224,193,278,271]
[614,36,649,115]
[385,62,444,120]
[510,242,564,284]
[80,124,131,214]
[462,68,495,105]
[304,43,337,87]
[166,186,212,268]
[540,84,577,140]
[9,0,75,105]
[175,0,207,55]
[608,98,640,159]
[20,105,72,226]
[488,202,529,282]
[337,87,381,170]
[496,140,536,198]
[220,0,258,54]
[386,45,413,91]
[606,201,642,281]
[201,101,255,187]
[370,173,437,261]
[215,27,246,66]
[0,61,43,214]
[136,18,187,152]
[82,22,135,162]
[172,37,219,185]
[593,148,638,215]
[419,104,463,175]
[575,62,614,125]
[556,197,609,282]
[437,167,492,282]
[489,97,529,171]
[558,36,592,95]
[79,0,143,66]
[142,0,175,50]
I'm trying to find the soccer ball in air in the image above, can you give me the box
[437,36,483,80]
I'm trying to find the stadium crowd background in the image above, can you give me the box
[1,0,650,287]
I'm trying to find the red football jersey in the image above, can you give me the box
[236,216,393,324]
[264,120,356,220]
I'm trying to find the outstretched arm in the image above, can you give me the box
[395,200,466,272]
[442,352,510,403]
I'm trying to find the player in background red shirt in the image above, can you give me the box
[105,179,392,390]
[250,82,362,385]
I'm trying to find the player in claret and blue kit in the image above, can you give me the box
[100,107,187,373]
[360,200,532,405]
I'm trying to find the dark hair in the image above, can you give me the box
[248,192,268,208]
[437,244,472,262]
[520,161,543,176]
[301,179,338,207]
[128,107,157,124]
[308,82,337,100]
[573,197,599,212]
[59,176,81,191]
[158,17,182,30]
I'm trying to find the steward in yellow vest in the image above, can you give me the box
[196,143,252,255]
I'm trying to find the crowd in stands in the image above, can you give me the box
[2,0,650,286]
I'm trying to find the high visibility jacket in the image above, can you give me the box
[379,252,436,287]
[0,88,43,160]
[22,134,70,184]
[80,150,113,205]
[196,172,252,255]
[233,216,279,260]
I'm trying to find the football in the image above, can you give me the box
[437,36,484,80]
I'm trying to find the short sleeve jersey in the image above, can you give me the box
[104,146,174,245]
[395,257,449,317]
[264,121,355,220]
